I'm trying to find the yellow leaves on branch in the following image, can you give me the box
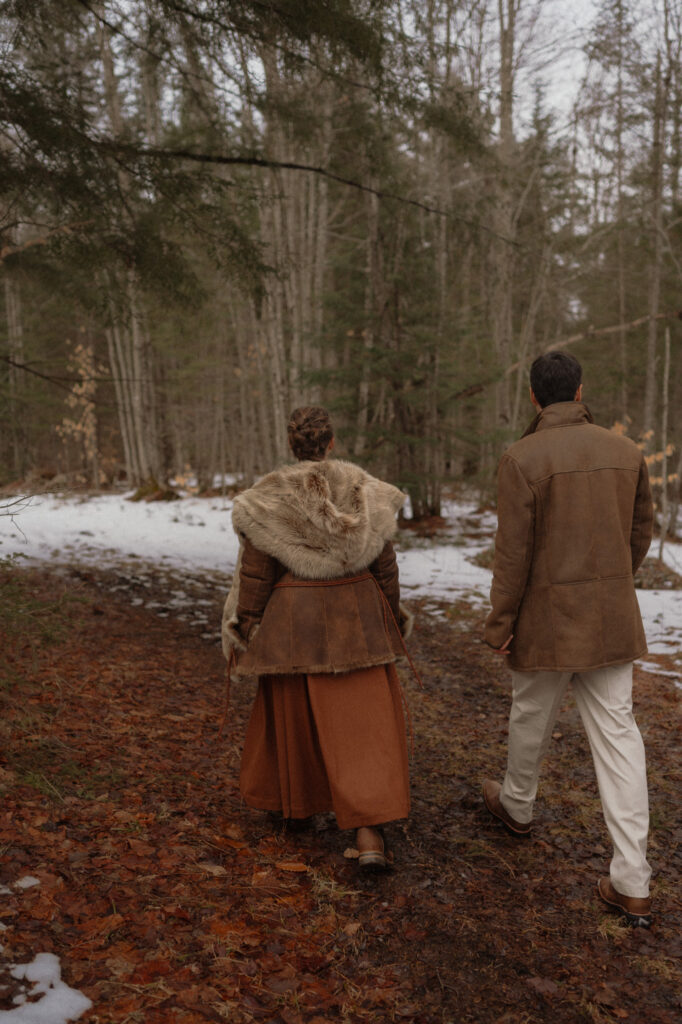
[649,473,680,485]
[610,419,630,437]
[56,339,99,466]
[645,444,675,466]
[643,438,676,488]
[610,421,677,482]
[172,464,200,493]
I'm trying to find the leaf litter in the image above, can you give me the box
[0,564,680,1023]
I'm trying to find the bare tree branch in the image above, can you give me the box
[0,222,93,263]
[449,310,682,403]
[98,141,523,248]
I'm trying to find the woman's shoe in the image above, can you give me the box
[356,826,390,871]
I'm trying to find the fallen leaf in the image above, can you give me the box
[127,838,155,856]
[594,987,620,1007]
[527,976,559,996]
[275,861,308,872]
[264,962,298,993]
[129,958,173,984]
[196,861,227,876]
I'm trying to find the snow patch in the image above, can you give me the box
[0,953,91,1023]
[14,877,40,891]
[0,492,238,575]
[637,660,682,686]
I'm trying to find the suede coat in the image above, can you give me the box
[484,402,653,671]
[221,459,411,676]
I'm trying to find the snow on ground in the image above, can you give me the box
[0,492,238,575]
[1,488,680,669]
[13,879,40,892]
[396,503,495,611]
[0,883,91,1024]
[0,954,92,1023]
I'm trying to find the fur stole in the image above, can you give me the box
[232,459,405,578]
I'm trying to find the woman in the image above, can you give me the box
[222,406,413,869]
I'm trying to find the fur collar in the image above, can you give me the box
[231,459,405,579]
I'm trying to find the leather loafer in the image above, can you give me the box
[597,877,652,928]
[482,779,531,837]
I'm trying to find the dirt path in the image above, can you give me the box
[1,565,680,1023]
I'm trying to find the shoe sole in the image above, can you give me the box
[597,880,652,928]
[482,789,531,838]
[358,851,390,871]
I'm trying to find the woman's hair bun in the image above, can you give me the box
[288,406,334,462]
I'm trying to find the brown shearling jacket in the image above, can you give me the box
[484,402,653,671]
[232,537,408,676]
[220,458,411,676]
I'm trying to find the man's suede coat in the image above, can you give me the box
[221,458,411,676]
[484,402,653,671]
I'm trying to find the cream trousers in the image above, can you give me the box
[500,661,651,898]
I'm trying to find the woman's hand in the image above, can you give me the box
[492,634,513,656]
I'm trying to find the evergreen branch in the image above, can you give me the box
[162,0,385,70]
[76,0,386,100]
[102,141,523,248]
[1,222,93,263]
[73,0,244,106]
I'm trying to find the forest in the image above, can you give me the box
[1,0,682,522]
[2,6,682,1020]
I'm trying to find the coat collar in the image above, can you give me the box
[521,401,594,438]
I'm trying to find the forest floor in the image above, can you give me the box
[0,562,680,1024]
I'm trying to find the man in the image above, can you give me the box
[483,351,654,927]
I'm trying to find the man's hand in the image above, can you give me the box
[492,634,513,655]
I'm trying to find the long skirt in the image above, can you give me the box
[239,662,410,830]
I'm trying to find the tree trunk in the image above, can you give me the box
[97,9,159,485]
[355,188,381,457]
[658,326,671,559]
[643,54,667,441]
[615,16,628,419]
[490,0,521,433]
[4,270,25,477]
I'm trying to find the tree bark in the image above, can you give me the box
[643,53,668,442]
[658,325,670,559]
[3,269,25,477]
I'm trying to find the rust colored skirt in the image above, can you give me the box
[239,662,410,830]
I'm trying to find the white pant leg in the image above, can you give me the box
[501,669,572,823]
[572,663,651,898]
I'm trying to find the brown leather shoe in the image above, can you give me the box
[482,780,531,837]
[597,877,652,928]
[356,826,391,871]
